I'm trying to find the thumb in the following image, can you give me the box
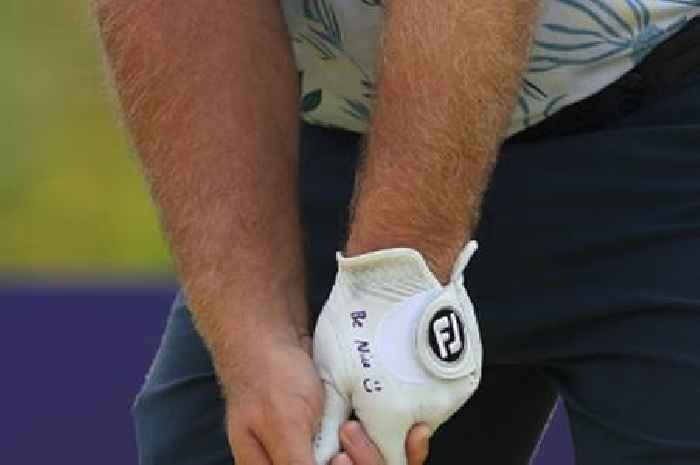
[314,382,351,465]
[370,424,410,465]
[406,424,431,465]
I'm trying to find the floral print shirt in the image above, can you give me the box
[281,0,700,135]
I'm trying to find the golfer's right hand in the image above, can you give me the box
[331,421,430,465]
[220,325,433,465]
[223,330,323,465]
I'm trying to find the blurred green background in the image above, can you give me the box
[2,1,172,279]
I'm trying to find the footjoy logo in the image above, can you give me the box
[428,307,465,362]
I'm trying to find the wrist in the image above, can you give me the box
[223,290,308,345]
[212,315,307,399]
[192,288,309,382]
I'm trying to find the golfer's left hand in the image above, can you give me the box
[313,241,482,465]
[331,422,430,465]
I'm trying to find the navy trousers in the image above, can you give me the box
[133,70,700,465]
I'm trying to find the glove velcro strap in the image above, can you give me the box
[415,287,478,380]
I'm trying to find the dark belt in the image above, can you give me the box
[511,15,700,142]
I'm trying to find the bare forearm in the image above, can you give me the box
[96,0,305,386]
[347,1,540,281]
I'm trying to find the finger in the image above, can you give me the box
[230,429,273,465]
[340,421,383,465]
[263,416,317,465]
[363,422,410,465]
[405,424,430,465]
[314,382,351,465]
[342,422,429,465]
[330,452,354,465]
[252,399,318,465]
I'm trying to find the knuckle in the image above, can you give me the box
[227,401,264,433]
[276,394,319,426]
[285,459,312,465]
[330,453,352,465]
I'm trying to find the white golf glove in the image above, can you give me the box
[313,241,482,465]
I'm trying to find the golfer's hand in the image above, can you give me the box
[331,422,430,465]
[313,242,482,465]
[225,332,323,465]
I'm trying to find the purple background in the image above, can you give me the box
[0,286,574,464]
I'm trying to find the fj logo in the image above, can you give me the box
[428,307,465,362]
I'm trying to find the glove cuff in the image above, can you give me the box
[336,248,442,298]
[336,241,478,292]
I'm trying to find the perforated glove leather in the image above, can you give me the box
[313,241,482,465]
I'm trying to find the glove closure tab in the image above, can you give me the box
[415,241,479,380]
